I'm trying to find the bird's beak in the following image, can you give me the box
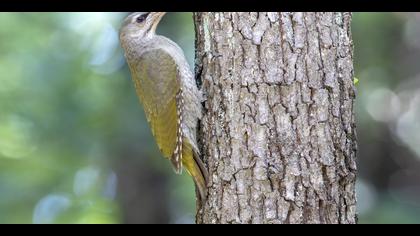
[152,12,166,20]
[150,12,166,33]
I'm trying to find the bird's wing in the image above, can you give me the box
[129,48,183,172]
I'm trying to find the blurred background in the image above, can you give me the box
[0,12,419,224]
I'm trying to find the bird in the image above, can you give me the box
[119,12,208,205]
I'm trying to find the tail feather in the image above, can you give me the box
[182,141,208,204]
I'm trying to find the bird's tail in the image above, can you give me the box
[181,141,208,206]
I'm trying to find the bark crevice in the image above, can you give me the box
[194,12,357,224]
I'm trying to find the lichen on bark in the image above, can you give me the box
[194,12,357,224]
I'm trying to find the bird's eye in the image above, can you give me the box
[136,14,149,23]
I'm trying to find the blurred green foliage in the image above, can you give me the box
[353,12,420,224]
[0,12,196,224]
[1,12,420,224]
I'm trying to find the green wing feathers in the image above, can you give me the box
[128,48,208,202]
[129,49,182,170]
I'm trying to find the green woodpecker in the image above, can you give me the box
[119,12,208,204]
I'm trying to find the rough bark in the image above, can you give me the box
[194,12,357,224]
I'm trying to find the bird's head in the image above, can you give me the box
[119,12,166,40]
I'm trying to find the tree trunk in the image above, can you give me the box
[194,12,357,224]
